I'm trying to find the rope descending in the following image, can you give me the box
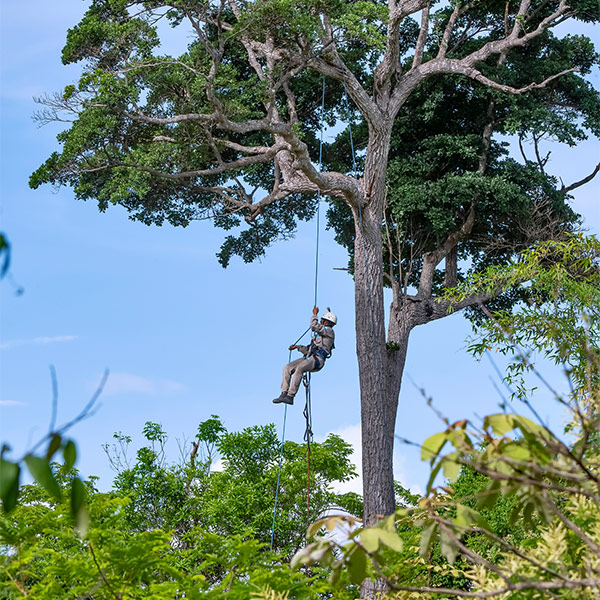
[269,78,325,552]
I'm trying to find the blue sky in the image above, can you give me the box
[1,2,598,495]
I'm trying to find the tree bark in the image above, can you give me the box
[352,125,411,525]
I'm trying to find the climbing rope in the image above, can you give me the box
[270,78,326,552]
[303,372,313,524]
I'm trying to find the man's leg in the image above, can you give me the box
[281,357,305,394]
[287,357,316,398]
[273,358,306,404]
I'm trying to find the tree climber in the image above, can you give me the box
[273,306,337,405]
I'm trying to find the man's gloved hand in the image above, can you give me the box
[289,344,298,351]
[313,306,319,316]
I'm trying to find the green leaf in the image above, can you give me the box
[71,476,86,517]
[523,501,534,527]
[419,522,437,557]
[377,529,403,553]
[421,432,448,461]
[501,441,531,460]
[425,460,444,495]
[484,414,515,436]
[442,453,461,481]
[329,564,342,586]
[63,440,77,470]
[24,455,62,500]
[46,433,62,460]
[359,528,380,553]
[512,415,543,435]
[455,504,489,530]
[347,546,367,585]
[0,459,20,512]
[509,503,522,526]
[440,528,459,564]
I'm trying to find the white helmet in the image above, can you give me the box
[322,308,337,325]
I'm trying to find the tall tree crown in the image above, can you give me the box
[31,0,599,272]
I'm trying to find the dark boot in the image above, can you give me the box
[273,392,289,404]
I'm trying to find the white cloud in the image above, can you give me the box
[0,335,77,350]
[101,372,187,397]
[321,423,424,498]
[319,424,363,495]
[33,335,78,345]
[0,400,26,407]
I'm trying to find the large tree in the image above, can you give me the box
[31,0,600,530]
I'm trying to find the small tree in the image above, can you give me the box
[106,416,358,556]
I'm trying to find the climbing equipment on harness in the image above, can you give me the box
[307,340,332,372]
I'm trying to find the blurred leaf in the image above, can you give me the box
[421,432,448,461]
[455,504,489,530]
[484,414,514,436]
[63,440,77,470]
[377,529,403,553]
[419,522,437,557]
[347,546,367,585]
[0,459,20,512]
[442,454,461,481]
[440,528,459,564]
[24,455,62,500]
[359,528,380,553]
[46,433,62,460]
[71,476,86,518]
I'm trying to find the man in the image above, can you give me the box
[273,306,337,405]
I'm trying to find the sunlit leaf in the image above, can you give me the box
[442,453,461,481]
[421,432,448,461]
[359,528,380,553]
[377,529,403,553]
[484,414,514,436]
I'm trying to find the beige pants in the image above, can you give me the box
[282,356,319,397]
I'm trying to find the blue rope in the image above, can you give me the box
[314,77,326,307]
[270,402,288,551]
[270,80,326,551]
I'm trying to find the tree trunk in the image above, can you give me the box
[352,125,412,526]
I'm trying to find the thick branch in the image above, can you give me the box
[562,162,600,193]
[374,0,429,98]
[310,17,381,126]
[412,3,430,69]
[431,62,578,96]
[418,204,477,297]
